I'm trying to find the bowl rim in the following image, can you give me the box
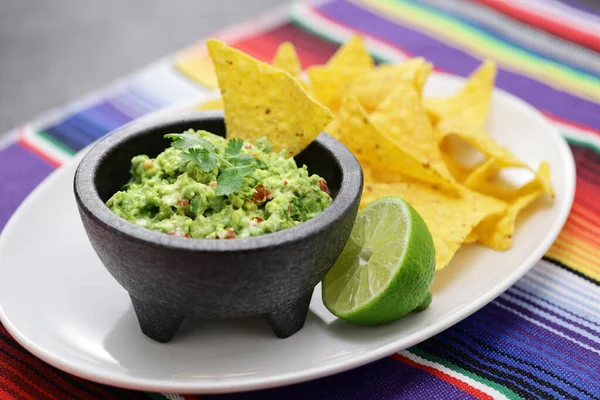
[74,110,363,252]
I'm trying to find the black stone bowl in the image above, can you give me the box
[74,111,363,343]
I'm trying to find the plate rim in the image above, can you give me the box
[0,73,577,394]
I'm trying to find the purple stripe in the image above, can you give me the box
[505,288,600,336]
[82,101,133,133]
[494,297,600,351]
[202,356,476,400]
[558,0,600,16]
[472,304,600,383]
[318,0,600,130]
[510,283,600,328]
[484,302,596,370]
[0,144,55,231]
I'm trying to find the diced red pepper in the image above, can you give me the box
[251,184,272,203]
[225,228,236,239]
[252,216,264,223]
[178,199,190,207]
[319,179,330,194]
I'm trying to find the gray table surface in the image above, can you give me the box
[0,0,283,136]
[2,0,599,137]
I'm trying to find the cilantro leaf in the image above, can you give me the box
[166,130,258,196]
[224,138,244,158]
[214,164,256,196]
[165,130,215,152]
[183,148,218,173]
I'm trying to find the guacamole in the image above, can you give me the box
[106,130,332,239]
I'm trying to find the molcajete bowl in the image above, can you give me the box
[73,111,363,343]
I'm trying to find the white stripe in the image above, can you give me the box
[534,260,600,302]
[523,0,600,32]
[550,118,600,151]
[507,285,600,333]
[162,394,185,400]
[20,125,72,164]
[398,350,509,399]
[518,276,600,321]
[493,301,600,356]
[499,294,600,346]
[291,2,410,62]
[527,270,600,306]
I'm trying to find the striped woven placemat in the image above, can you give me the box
[1,0,599,398]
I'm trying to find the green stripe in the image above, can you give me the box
[409,347,522,399]
[36,130,77,156]
[362,0,600,94]
[563,133,600,154]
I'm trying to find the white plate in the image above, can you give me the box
[0,74,575,394]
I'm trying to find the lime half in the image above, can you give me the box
[322,196,435,324]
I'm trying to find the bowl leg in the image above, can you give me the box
[263,289,313,339]
[130,295,185,343]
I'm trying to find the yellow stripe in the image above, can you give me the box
[351,0,600,104]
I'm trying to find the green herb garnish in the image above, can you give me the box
[165,130,256,196]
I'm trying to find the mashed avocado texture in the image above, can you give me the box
[106,130,332,239]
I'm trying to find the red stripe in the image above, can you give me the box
[0,358,61,400]
[18,135,62,168]
[473,0,600,53]
[391,353,494,399]
[544,112,600,138]
[0,379,38,400]
[231,23,338,68]
[0,326,124,400]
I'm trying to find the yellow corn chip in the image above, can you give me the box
[463,157,500,189]
[472,162,554,250]
[466,160,553,203]
[370,83,456,185]
[474,190,541,250]
[464,231,478,244]
[438,118,528,169]
[207,39,333,156]
[336,95,458,192]
[272,42,302,77]
[361,181,507,270]
[327,34,374,70]
[195,97,224,111]
[307,67,364,111]
[425,59,496,127]
[346,58,433,111]
[442,151,473,183]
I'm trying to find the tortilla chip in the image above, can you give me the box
[464,231,478,244]
[207,39,333,156]
[370,83,457,186]
[425,59,496,127]
[361,180,507,270]
[472,162,554,250]
[463,157,500,190]
[466,160,553,203]
[346,58,433,112]
[327,34,374,70]
[272,42,302,77]
[442,151,473,183]
[438,118,527,169]
[336,95,458,192]
[307,67,365,111]
[196,97,224,111]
